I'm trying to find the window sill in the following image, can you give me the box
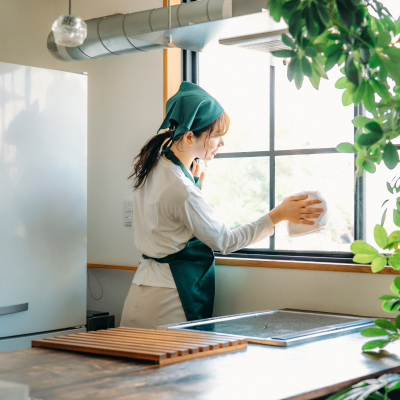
[87,259,399,274]
[215,257,399,274]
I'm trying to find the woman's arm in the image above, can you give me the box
[177,191,323,255]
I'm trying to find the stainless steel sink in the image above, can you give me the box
[158,309,375,347]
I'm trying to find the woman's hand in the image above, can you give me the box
[268,194,324,225]
[193,162,205,189]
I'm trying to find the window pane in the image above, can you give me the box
[199,45,270,153]
[274,153,354,252]
[202,157,270,249]
[274,63,354,150]
[365,157,400,245]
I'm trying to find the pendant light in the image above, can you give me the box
[51,0,87,47]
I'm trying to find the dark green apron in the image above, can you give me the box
[142,147,215,322]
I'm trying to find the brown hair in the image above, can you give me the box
[129,111,230,189]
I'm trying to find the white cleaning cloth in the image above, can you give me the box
[287,191,328,237]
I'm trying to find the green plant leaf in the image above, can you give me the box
[377,31,391,47]
[388,181,394,194]
[393,276,400,293]
[288,10,302,37]
[370,79,391,101]
[379,295,399,300]
[363,159,376,173]
[281,0,300,21]
[357,132,382,146]
[287,57,298,81]
[342,89,354,106]
[336,142,356,153]
[309,67,321,89]
[352,81,366,105]
[362,339,389,350]
[268,0,284,22]
[337,0,355,28]
[311,55,328,78]
[381,208,388,226]
[360,47,370,65]
[363,83,376,112]
[345,54,360,86]
[352,116,372,127]
[396,315,400,329]
[301,57,312,77]
[369,53,381,69]
[325,49,343,72]
[365,121,383,134]
[281,33,296,49]
[395,276,400,289]
[380,56,400,86]
[394,209,400,227]
[272,49,296,58]
[351,240,378,254]
[383,142,399,170]
[353,253,379,264]
[388,254,400,270]
[375,318,398,331]
[388,231,400,243]
[335,76,348,89]
[305,6,319,37]
[389,231,400,239]
[305,46,317,58]
[371,255,387,272]
[383,299,400,312]
[374,225,388,248]
[316,2,330,26]
[294,61,304,89]
[361,327,389,337]
[385,47,400,64]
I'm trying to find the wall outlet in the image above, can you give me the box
[124,200,133,226]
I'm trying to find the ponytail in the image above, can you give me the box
[129,130,173,189]
[129,111,230,190]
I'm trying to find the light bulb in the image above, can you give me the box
[52,14,87,47]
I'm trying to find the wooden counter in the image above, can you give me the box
[1,332,400,400]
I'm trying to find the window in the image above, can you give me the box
[198,44,358,260]
[192,0,400,262]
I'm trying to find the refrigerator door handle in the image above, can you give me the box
[0,303,29,316]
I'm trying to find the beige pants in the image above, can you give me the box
[120,283,187,329]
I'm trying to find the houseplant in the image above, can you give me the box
[266,0,400,352]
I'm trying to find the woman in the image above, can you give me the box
[120,81,323,329]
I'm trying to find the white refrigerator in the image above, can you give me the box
[0,62,87,352]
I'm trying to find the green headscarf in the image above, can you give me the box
[158,81,224,139]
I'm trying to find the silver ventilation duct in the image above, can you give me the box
[47,0,288,62]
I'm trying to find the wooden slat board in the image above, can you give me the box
[31,327,247,365]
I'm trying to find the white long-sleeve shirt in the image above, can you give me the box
[132,156,274,288]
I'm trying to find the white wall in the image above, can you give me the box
[214,266,394,319]
[0,0,395,325]
[50,0,163,267]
